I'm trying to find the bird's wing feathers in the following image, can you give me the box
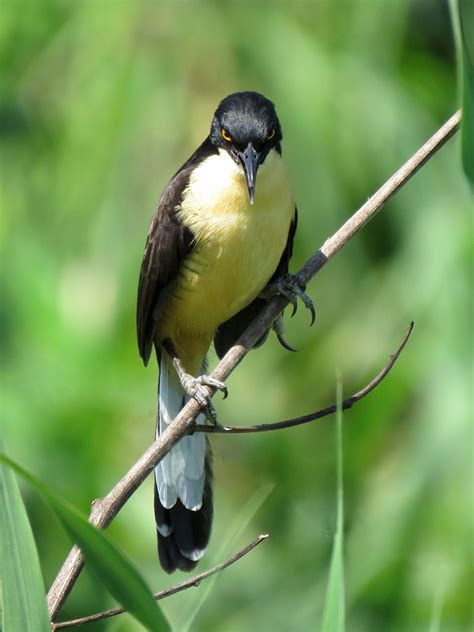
[137,168,194,365]
[214,207,298,358]
[273,205,298,278]
[137,139,218,365]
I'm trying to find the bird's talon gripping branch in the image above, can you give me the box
[291,274,316,326]
[180,372,227,422]
[262,273,315,325]
[163,339,228,423]
[277,284,299,316]
[196,375,228,400]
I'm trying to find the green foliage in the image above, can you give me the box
[459,0,474,187]
[1,1,472,630]
[0,442,50,632]
[0,454,169,632]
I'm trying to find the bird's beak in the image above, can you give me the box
[238,142,260,205]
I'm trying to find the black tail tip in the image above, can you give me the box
[155,499,212,573]
[157,533,200,574]
[154,459,213,574]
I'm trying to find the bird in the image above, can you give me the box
[137,91,313,574]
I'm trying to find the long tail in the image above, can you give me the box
[154,350,213,573]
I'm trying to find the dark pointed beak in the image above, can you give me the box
[238,142,260,205]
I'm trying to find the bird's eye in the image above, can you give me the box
[221,128,232,142]
[267,128,276,140]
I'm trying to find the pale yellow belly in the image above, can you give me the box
[157,147,294,373]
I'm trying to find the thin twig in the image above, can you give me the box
[47,111,461,621]
[52,534,268,629]
[196,321,414,434]
[50,311,408,628]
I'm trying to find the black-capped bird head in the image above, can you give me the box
[209,91,283,204]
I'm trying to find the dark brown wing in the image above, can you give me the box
[214,208,298,359]
[137,170,193,365]
[137,138,218,365]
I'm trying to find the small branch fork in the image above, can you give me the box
[47,110,461,622]
[195,321,414,435]
[52,535,268,629]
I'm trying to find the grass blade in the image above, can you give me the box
[459,0,474,188]
[0,453,169,632]
[450,0,474,188]
[320,376,345,632]
[428,587,444,632]
[0,441,50,632]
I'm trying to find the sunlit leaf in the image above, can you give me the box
[0,454,169,632]
[0,442,50,632]
[452,0,474,187]
[460,1,474,187]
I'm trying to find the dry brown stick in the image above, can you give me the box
[47,110,461,621]
[52,534,268,629]
[51,316,410,626]
[196,321,414,435]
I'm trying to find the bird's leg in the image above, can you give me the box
[162,339,228,426]
[260,273,316,325]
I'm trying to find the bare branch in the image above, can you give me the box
[196,321,414,434]
[47,111,461,621]
[52,534,268,629]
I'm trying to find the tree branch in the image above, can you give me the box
[195,321,414,434]
[47,110,461,621]
[52,534,268,629]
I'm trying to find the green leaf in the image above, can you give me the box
[320,377,345,632]
[0,442,50,632]
[459,0,474,187]
[0,454,169,632]
[451,0,474,187]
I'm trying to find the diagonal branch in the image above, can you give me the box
[196,321,414,434]
[52,534,268,629]
[47,110,461,621]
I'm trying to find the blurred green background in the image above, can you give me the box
[1,0,472,630]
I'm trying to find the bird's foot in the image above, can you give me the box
[272,313,297,352]
[180,373,228,426]
[262,273,316,325]
[163,338,228,426]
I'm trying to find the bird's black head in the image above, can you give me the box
[209,91,283,203]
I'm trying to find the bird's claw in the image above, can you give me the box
[272,314,297,352]
[275,284,298,316]
[264,273,316,326]
[195,375,228,400]
[180,373,228,425]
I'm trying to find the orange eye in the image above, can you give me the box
[267,128,276,140]
[221,128,232,142]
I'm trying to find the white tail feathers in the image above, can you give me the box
[155,351,206,511]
